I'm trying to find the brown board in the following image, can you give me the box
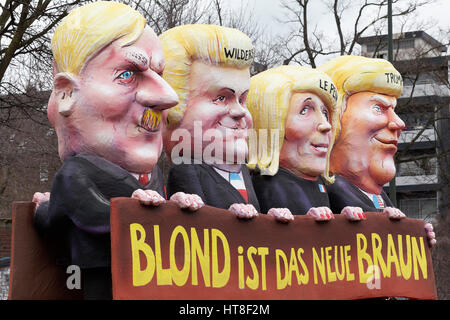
[9,202,83,300]
[110,198,437,300]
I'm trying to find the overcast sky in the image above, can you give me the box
[231,0,450,56]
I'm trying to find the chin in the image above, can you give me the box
[369,160,396,186]
[120,147,160,173]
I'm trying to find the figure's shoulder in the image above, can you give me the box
[326,175,362,200]
[327,174,350,189]
[58,154,129,180]
[168,163,206,185]
[57,154,90,175]
[251,167,299,191]
[169,163,202,175]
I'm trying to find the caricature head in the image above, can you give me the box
[160,24,254,165]
[318,55,405,193]
[48,1,178,173]
[247,66,338,182]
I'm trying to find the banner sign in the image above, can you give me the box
[110,198,437,300]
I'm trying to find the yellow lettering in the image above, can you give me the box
[288,248,299,286]
[412,236,428,280]
[130,223,155,287]
[297,248,309,285]
[312,247,326,285]
[371,233,388,277]
[386,234,401,277]
[246,246,259,290]
[344,245,355,281]
[357,233,373,283]
[154,225,172,285]
[258,247,269,290]
[335,245,345,281]
[190,227,210,287]
[399,235,412,280]
[275,249,288,289]
[238,246,244,289]
[325,246,337,282]
[169,226,190,286]
[211,228,230,288]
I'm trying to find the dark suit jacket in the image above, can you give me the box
[252,167,330,215]
[167,163,260,212]
[327,174,393,214]
[34,154,164,268]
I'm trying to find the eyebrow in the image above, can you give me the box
[224,88,235,94]
[124,50,149,71]
[370,95,397,108]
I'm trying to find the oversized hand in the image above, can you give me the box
[32,192,50,211]
[229,203,259,219]
[132,189,166,206]
[169,192,205,211]
[306,206,334,222]
[383,207,406,220]
[424,223,437,248]
[267,208,294,223]
[341,206,366,221]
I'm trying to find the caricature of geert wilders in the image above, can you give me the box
[160,24,261,219]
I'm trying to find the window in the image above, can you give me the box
[399,198,437,220]
[397,157,437,177]
[366,42,387,52]
[398,112,434,129]
[396,39,415,50]
[365,39,414,52]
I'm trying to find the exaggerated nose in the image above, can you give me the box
[317,112,332,133]
[228,99,246,119]
[387,109,406,132]
[136,73,179,111]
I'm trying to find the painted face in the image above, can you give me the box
[71,26,178,173]
[331,91,405,193]
[280,92,332,180]
[166,60,252,165]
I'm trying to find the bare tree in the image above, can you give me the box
[124,0,215,35]
[0,0,89,84]
[278,0,430,66]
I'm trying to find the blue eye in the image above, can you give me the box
[300,106,309,115]
[213,96,226,103]
[117,70,134,82]
[373,105,383,114]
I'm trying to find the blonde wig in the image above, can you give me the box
[318,55,403,140]
[160,24,254,128]
[247,65,338,182]
[51,1,146,75]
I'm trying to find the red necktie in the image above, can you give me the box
[139,174,149,187]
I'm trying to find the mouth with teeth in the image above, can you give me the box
[310,143,329,155]
[140,108,161,132]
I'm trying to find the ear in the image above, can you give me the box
[53,72,79,117]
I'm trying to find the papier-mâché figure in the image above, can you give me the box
[160,24,260,219]
[318,55,435,246]
[247,65,365,222]
[32,1,202,299]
